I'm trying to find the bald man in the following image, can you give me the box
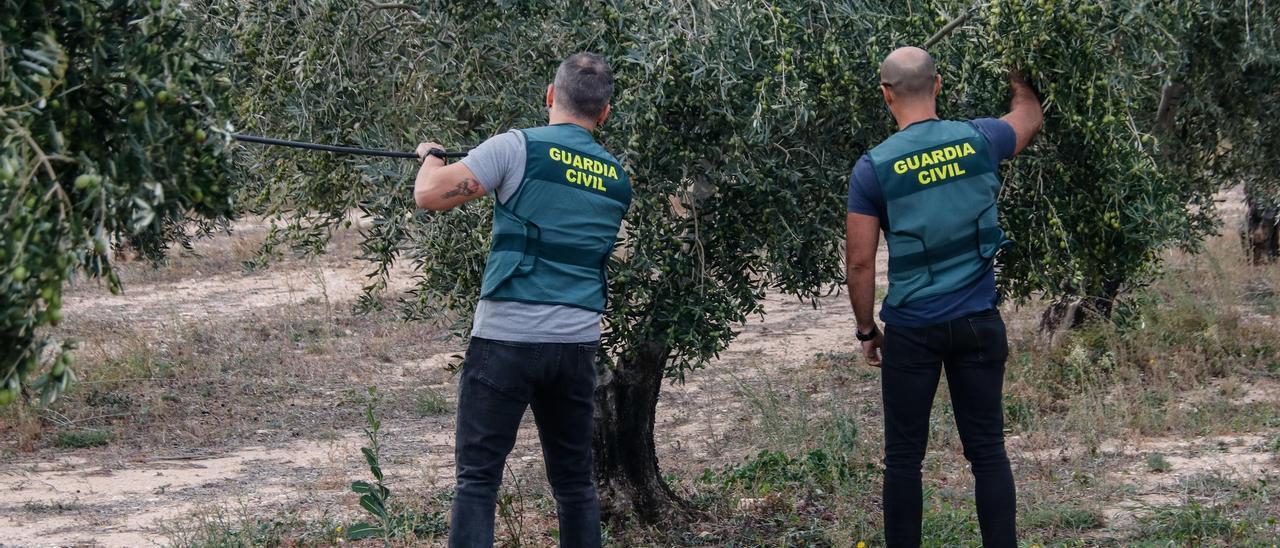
[845,47,1042,547]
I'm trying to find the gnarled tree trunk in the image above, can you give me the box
[1244,200,1279,264]
[591,339,689,524]
[1038,279,1122,344]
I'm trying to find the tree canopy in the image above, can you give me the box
[1,0,235,405]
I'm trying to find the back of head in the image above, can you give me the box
[880,47,938,100]
[553,52,614,119]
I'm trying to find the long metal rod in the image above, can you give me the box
[231,133,468,159]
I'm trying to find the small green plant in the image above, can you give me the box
[1021,503,1106,532]
[54,428,113,449]
[709,449,871,495]
[496,467,527,546]
[415,388,451,417]
[347,386,393,543]
[920,495,981,546]
[345,387,447,544]
[1138,501,1240,543]
[1146,453,1172,473]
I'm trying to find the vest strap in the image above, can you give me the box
[888,227,1004,272]
[491,233,607,269]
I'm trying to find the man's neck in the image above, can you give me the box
[892,105,940,130]
[548,111,596,132]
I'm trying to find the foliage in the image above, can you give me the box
[347,386,393,542]
[930,0,1273,319]
[1,0,235,405]
[196,0,1278,374]
[346,386,445,543]
[414,387,450,416]
[707,449,871,495]
[52,427,112,448]
[191,0,1277,518]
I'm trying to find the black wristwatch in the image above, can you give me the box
[856,324,880,342]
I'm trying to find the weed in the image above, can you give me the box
[1137,501,1243,543]
[496,467,528,546]
[920,495,980,547]
[21,500,85,514]
[415,387,451,417]
[1021,503,1105,533]
[710,449,873,495]
[54,428,113,448]
[1145,453,1172,473]
[1003,393,1035,430]
[344,386,446,543]
[161,505,343,547]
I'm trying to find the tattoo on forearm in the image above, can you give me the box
[442,178,481,200]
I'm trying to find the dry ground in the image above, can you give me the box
[1,188,1278,547]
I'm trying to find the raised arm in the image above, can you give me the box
[413,142,486,211]
[1000,71,1043,156]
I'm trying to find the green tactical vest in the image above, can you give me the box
[479,124,632,312]
[867,119,1007,308]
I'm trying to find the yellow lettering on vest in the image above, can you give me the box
[566,168,608,192]
[931,150,945,164]
[894,160,908,175]
[551,147,620,185]
[962,142,977,156]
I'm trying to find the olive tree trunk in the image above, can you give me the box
[591,339,688,524]
[1038,279,1122,343]
[1244,200,1279,264]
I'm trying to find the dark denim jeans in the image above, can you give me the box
[448,337,601,548]
[881,309,1017,548]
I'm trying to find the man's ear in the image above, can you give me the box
[933,74,942,97]
[881,84,894,107]
[595,104,611,127]
[546,84,555,110]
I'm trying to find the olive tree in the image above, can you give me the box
[197,0,1272,522]
[930,0,1275,329]
[1,0,235,406]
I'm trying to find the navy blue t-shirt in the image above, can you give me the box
[847,118,1017,327]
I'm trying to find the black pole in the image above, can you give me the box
[231,133,468,159]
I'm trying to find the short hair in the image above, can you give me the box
[880,47,938,99]
[553,52,614,119]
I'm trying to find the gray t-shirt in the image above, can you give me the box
[461,130,603,343]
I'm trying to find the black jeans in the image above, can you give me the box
[449,337,601,548]
[881,309,1017,548]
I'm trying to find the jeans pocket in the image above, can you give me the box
[576,343,602,383]
[966,313,1008,365]
[469,338,537,401]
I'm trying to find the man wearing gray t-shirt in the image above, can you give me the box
[412,53,631,548]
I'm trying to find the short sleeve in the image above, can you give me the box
[969,118,1017,165]
[460,131,525,195]
[846,155,885,220]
